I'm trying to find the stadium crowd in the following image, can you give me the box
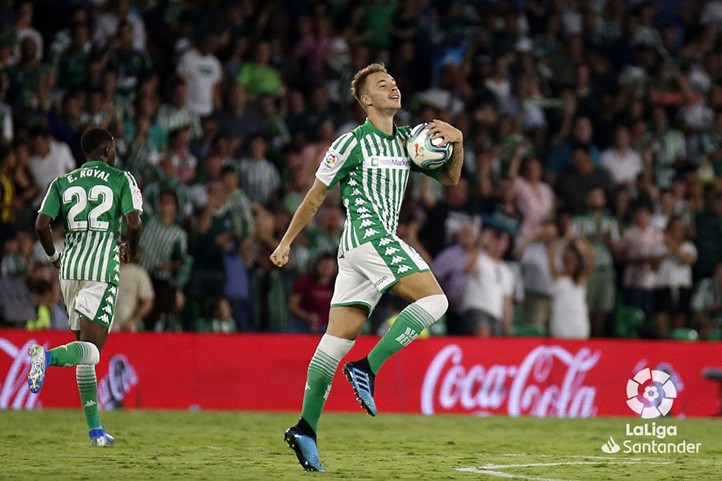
[1,0,722,340]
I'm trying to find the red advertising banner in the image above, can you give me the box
[1,330,720,417]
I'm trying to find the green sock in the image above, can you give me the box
[367,302,435,374]
[76,365,101,429]
[48,341,99,367]
[301,350,338,433]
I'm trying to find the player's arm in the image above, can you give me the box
[35,214,60,269]
[35,179,61,269]
[427,119,464,186]
[124,212,142,262]
[270,179,328,267]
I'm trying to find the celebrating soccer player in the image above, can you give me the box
[27,128,143,446]
[270,63,463,472]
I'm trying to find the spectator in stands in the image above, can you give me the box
[106,20,153,98]
[621,201,665,317]
[548,234,595,339]
[1,230,33,278]
[421,178,478,258]
[139,190,191,331]
[248,209,289,331]
[306,204,343,263]
[13,2,43,63]
[114,251,155,332]
[601,125,644,190]
[93,0,147,52]
[238,135,281,206]
[547,116,601,177]
[0,146,16,227]
[215,83,265,151]
[460,227,515,336]
[556,146,614,215]
[515,221,558,333]
[694,190,722,280]
[189,179,234,327]
[27,128,75,207]
[433,222,478,335]
[161,126,197,185]
[642,106,687,189]
[655,216,697,337]
[692,262,722,340]
[237,40,282,97]
[573,187,621,337]
[6,35,52,116]
[47,92,83,152]
[56,22,91,92]
[289,253,336,333]
[157,76,202,141]
[508,150,554,240]
[176,31,222,116]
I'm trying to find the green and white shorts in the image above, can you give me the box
[330,236,429,313]
[60,279,118,331]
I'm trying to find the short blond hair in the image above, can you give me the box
[351,63,388,108]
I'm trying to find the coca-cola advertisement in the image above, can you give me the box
[0,330,720,417]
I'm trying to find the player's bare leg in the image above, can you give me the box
[285,305,366,471]
[344,271,448,415]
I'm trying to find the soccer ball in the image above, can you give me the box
[406,123,453,170]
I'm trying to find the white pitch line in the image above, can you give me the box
[456,467,571,481]
[456,459,673,480]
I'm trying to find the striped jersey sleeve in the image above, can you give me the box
[120,171,144,215]
[315,132,359,188]
[38,179,61,219]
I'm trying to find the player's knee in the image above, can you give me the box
[417,294,448,321]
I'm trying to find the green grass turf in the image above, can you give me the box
[0,410,719,481]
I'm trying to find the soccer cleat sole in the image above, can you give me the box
[343,366,376,417]
[284,431,320,472]
[27,345,46,394]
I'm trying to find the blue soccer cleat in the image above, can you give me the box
[343,361,377,416]
[89,427,114,447]
[284,426,325,472]
[27,344,48,394]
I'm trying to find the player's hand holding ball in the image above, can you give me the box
[406,119,462,170]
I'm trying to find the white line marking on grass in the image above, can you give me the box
[456,460,673,480]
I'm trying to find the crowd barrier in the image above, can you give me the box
[1,330,720,417]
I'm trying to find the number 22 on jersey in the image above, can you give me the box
[63,185,113,231]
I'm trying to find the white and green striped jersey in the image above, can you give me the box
[316,119,442,256]
[38,160,143,286]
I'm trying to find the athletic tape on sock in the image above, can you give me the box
[78,341,100,365]
[413,294,449,328]
[316,334,355,361]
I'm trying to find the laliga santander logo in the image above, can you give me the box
[626,368,677,419]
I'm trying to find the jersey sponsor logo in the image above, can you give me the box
[378,238,392,246]
[363,228,378,238]
[397,265,411,274]
[363,156,411,170]
[384,247,398,255]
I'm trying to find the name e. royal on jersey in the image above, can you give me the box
[67,168,110,184]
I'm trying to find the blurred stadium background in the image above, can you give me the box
[0,0,721,479]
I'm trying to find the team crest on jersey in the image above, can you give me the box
[323,151,338,168]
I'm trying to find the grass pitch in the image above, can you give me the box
[0,410,719,481]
